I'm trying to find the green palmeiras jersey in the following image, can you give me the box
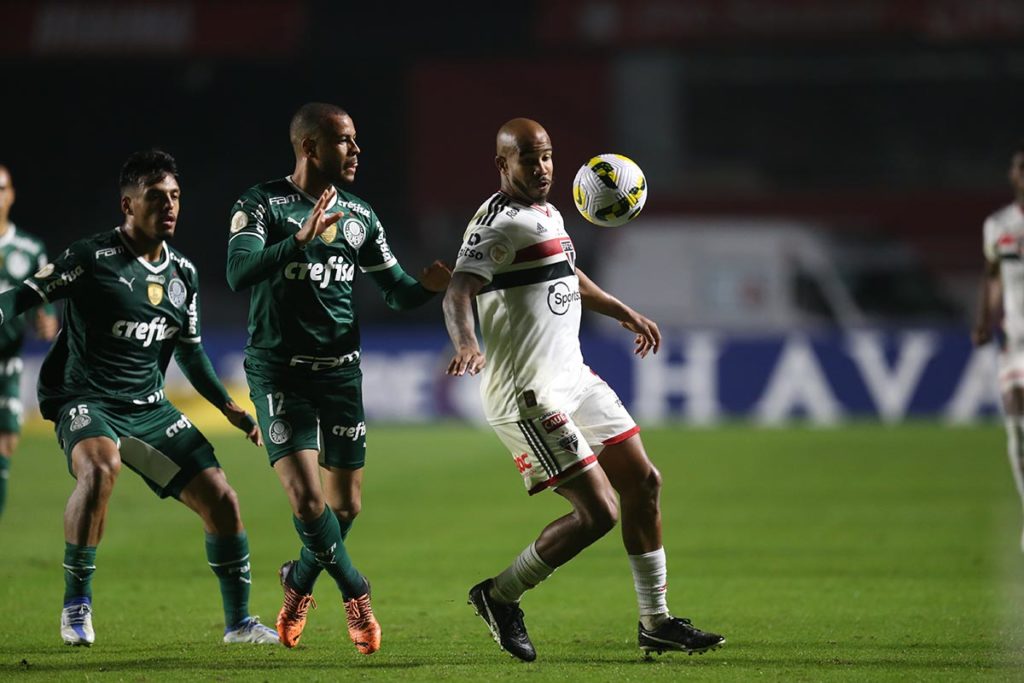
[24,227,203,419]
[0,224,50,355]
[228,177,420,366]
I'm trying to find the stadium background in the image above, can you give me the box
[2,0,1024,427]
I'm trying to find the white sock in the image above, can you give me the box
[1006,418,1024,511]
[629,547,670,630]
[491,542,555,604]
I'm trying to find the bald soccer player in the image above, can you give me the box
[443,118,725,661]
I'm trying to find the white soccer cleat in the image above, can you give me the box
[60,600,95,646]
[223,616,280,644]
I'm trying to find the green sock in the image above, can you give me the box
[0,455,9,520]
[63,543,97,604]
[292,507,364,599]
[337,515,354,541]
[205,532,251,628]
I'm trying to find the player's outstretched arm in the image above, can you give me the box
[972,259,1002,346]
[443,272,486,376]
[173,342,261,445]
[577,267,660,358]
[0,284,46,329]
[366,260,452,311]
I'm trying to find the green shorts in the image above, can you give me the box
[53,399,219,499]
[0,357,24,434]
[244,355,366,470]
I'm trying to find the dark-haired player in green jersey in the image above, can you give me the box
[0,150,278,647]
[0,164,59,520]
[227,102,450,653]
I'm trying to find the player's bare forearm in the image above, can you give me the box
[577,268,661,357]
[443,272,486,375]
[972,262,1002,346]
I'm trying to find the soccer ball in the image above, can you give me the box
[571,154,647,227]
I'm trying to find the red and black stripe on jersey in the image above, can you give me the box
[479,261,574,293]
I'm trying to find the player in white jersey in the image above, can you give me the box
[973,142,1024,550]
[443,118,725,660]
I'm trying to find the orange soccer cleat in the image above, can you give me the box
[344,581,381,655]
[276,561,316,648]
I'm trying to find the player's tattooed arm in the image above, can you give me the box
[972,259,1002,346]
[443,272,487,376]
[577,268,660,358]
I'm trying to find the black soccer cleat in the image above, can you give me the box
[638,617,725,656]
[468,579,537,662]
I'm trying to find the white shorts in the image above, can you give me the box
[491,372,638,495]
[999,343,1024,394]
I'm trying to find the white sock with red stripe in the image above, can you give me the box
[630,547,670,630]
[491,542,555,604]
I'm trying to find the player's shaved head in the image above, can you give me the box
[0,165,12,220]
[290,102,349,152]
[496,118,550,157]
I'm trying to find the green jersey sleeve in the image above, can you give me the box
[23,242,90,305]
[356,210,399,273]
[226,187,303,290]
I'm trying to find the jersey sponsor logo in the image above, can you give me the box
[96,246,124,259]
[513,453,532,473]
[286,217,304,230]
[506,208,519,218]
[147,282,163,305]
[284,256,355,289]
[186,292,199,336]
[269,193,301,205]
[41,265,84,294]
[118,276,136,292]
[458,245,484,260]
[164,414,194,438]
[375,225,393,261]
[540,410,569,433]
[331,421,366,441]
[111,316,179,347]
[288,350,360,371]
[167,278,187,308]
[547,281,581,316]
[268,418,292,445]
[338,200,371,219]
[132,389,166,405]
[5,251,30,279]
[997,233,1023,260]
[536,222,547,234]
[230,211,248,233]
[342,219,365,248]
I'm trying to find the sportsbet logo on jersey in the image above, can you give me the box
[284,256,355,289]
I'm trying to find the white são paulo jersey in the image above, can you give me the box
[454,192,587,423]
[984,202,1024,341]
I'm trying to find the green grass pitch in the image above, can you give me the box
[2,424,1023,681]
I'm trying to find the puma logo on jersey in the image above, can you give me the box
[111,316,179,347]
[286,217,304,230]
[118,276,135,292]
[284,256,355,289]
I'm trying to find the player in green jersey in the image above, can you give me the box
[227,102,451,653]
[0,164,59,520]
[0,151,279,647]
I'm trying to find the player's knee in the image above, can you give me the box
[206,485,243,531]
[79,454,121,493]
[638,465,662,502]
[331,500,360,524]
[293,494,327,523]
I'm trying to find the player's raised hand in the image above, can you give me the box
[222,400,263,446]
[419,260,452,292]
[620,311,661,358]
[447,347,486,376]
[294,186,343,246]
